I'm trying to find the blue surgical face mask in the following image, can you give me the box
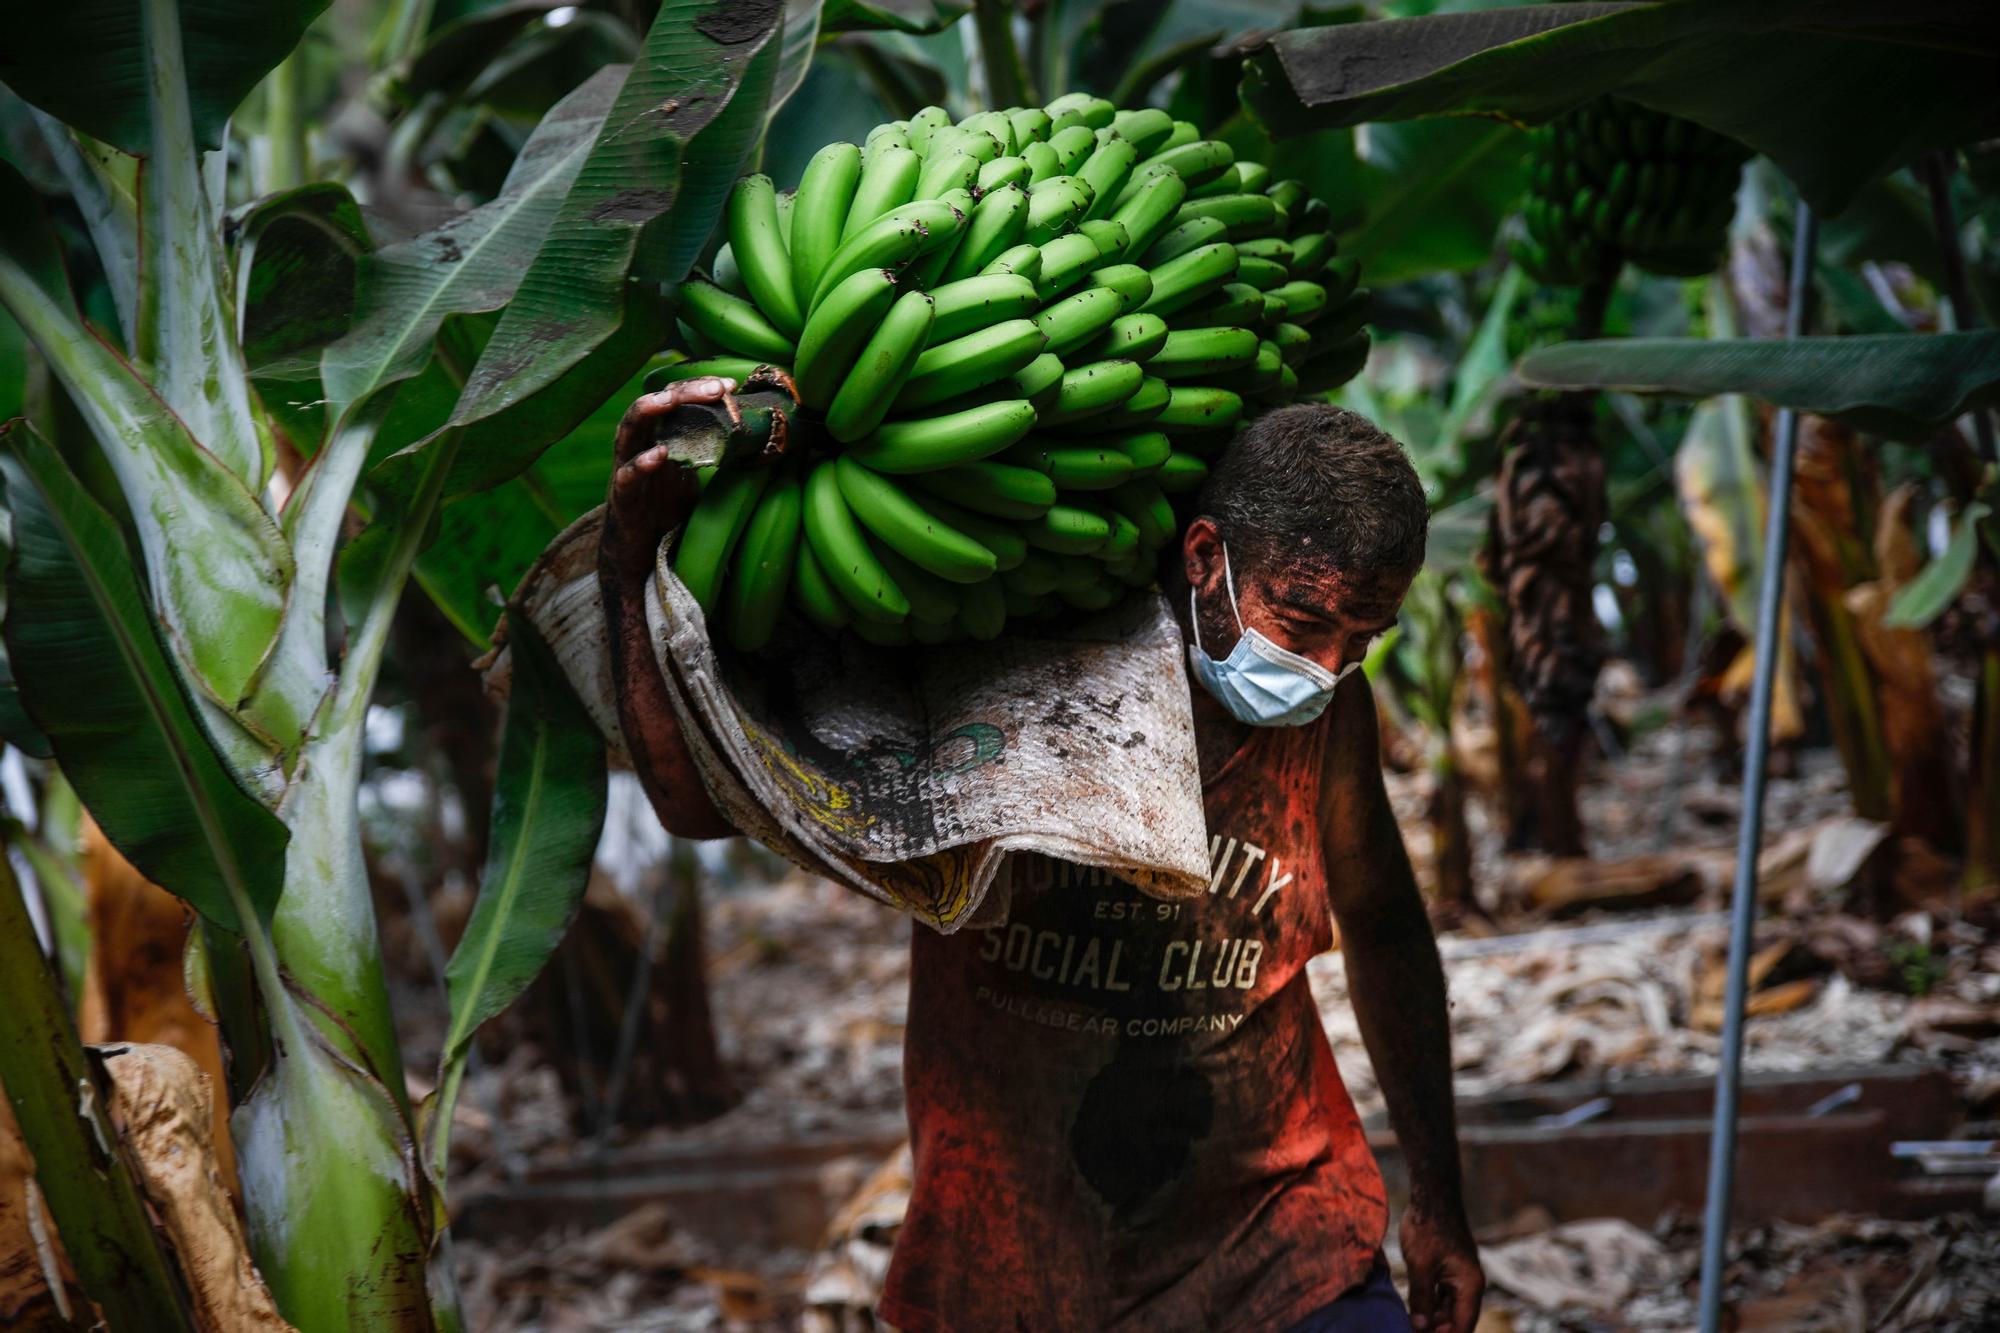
[1188,543,1357,728]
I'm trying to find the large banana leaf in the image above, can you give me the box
[231,182,373,380]
[0,424,287,934]
[428,615,606,1166]
[775,0,828,115]
[0,163,295,720]
[1519,332,2000,439]
[0,0,329,155]
[386,0,784,501]
[319,67,622,424]
[1240,2,2000,216]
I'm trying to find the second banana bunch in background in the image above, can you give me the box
[661,92,1371,651]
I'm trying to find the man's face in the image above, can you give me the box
[1182,517,1413,678]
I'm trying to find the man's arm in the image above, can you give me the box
[597,380,739,841]
[1320,674,1483,1333]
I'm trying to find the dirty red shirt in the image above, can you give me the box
[881,716,1389,1332]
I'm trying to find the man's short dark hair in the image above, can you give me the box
[1195,404,1428,576]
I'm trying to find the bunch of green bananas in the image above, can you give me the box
[1513,97,1752,287]
[656,93,1367,651]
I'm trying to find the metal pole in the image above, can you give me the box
[1696,200,1818,1333]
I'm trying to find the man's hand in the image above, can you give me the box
[1400,1199,1484,1333]
[600,377,737,587]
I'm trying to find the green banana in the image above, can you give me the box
[1171,281,1264,329]
[1288,230,1334,278]
[1039,358,1145,427]
[847,399,1039,473]
[1026,175,1094,243]
[1234,255,1288,291]
[1088,262,1153,312]
[722,469,802,652]
[1072,373,1169,430]
[895,318,1048,411]
[1009,107,1053,147]
[866,120,911,152]
[675,278,796,363]
[1033,284,1126,356]
[1148,326,1260,380]
[1110,167,1189,258]
[943,183,1032,282]
[1084,312,1169,362]
[1152,385,1244,434]
[1046,92,1115,131]
[979,155,1031,192]
[727,174,804,338]
[711,243,749,297]
[908,490,1028,571]
[1108,479,1176,547]
[1111,107,1174,155]
[980,242,1043,284]
[1319,256,1360,303]
[1022,140,1062,184]
[1077,135,1137,221]
[927,272,1040,343]
[1144,215,1228,267]
[1010,351,1068,413]
[869,541,960,624]
[1186,163,1242,200]
[791,536,851,632]
[1080,217,1130,261]
[836,455,997,584]
[1048,125,1099,173]
[674,461,772,613]
[1154,451,1209,494]
[1145,139,1234,189]
[826,288,935,442]
[843,145,922,243]
[794,266,898,410]
[1153,119,1200,155]
[1265,177,1307,219]
[1269,321,1312,366]
[1034,230,1105,300]
[907,105,952,155]
[809,198,962,311]
[1267,279,1327,323]
[1234,236,1295,266]
[1107,430,1171,477]
[904,188,974,289]
[1094,510,1141,564]
[912,459,1056,519]
[931,127,1004,165]
[959,111,1015,153]
[1139,241,1239,317]
[790,142,864,315]
[917,149,980,200]
[1006,439,1135,490]
[1235,160,1272,195]
[1025,503,1112,555]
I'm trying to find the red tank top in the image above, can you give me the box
[880,717,1389,1333]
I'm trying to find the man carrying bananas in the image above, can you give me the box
[601,378,1484,1333]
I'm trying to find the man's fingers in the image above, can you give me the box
[634,377,740,417]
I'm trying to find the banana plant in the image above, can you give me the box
[0,1,784,1326]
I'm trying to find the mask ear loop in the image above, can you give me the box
[1189,540,1246,656]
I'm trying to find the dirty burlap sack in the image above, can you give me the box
[503,392,1210,932]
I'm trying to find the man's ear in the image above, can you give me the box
[1182,517,1224,591]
